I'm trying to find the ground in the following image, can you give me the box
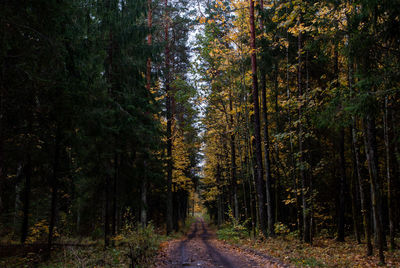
[154,219,288,268]
[2,219,399,267]
[218,232,400,267]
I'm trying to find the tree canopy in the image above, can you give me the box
[1,0,400,266]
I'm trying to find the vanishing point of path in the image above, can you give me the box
[155,219,290,268]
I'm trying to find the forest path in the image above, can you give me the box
[154,219,288,268]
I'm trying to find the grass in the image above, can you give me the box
[216,224,248,244]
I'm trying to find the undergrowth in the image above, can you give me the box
[217,220,400,268]
[216,208,249,243]
[0,224,164,268]
[0,214,199,267]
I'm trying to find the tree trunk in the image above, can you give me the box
[146,0,152,93]
[76,199,81,234]
[229,94,239,220]
[48,127,61,254]
[259,0,274,238]
[352,118,372,255]
[164,0,173,235]
[337,128,346,242]
[173,186,179,232]
[349,137,361,244]
[141,0,152,230]
[333,44,346,242]
[216,162,223,227]
[391,109,399,249]
[284,24,301,239]
[0,105,3,217]
[141,161,148,228]
[243,80,256,238]
[112,153,118,236]
[297,18,311,244]
[0,33,4,216]
[249,0,267,238]
[261,70,274,237]
[245,136,256,238]
[20,158,31,244]
[250,154,258,238]
[347,62,361,244]
[273,64,280,224]
[104,175,110,248]
[363,115,385,263]
[384,96,395,250]
[348,49,372,254]
[240,149,248,221]
[14,164,22,231]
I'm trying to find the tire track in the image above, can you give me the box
[155,218,289,268]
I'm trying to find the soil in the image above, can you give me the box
[154,219,290,268]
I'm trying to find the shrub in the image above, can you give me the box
[274,222,290,236]
[216,208,249,243]
[27,220,59,243]
[124,224,161,267]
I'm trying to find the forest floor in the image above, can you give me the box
[154,218,288,267]
[2,221,399,267]
[0,225,164,267]
[219,234,400,267]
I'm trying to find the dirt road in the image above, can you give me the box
[155,219,289,268]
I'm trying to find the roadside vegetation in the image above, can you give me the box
[216,220,400,267]
[1,224,163,267]
[1,216,197,267]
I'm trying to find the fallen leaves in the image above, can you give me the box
[223,235,400,267]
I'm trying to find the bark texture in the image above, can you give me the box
[249,0,267,238]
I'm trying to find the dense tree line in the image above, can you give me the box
[198,0,400,264]
[0,0,199,253]
[1,0,400,265]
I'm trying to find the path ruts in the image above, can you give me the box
[155,219,289,268]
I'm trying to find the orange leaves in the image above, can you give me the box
[225,234,400,267]
[287,23,315,36]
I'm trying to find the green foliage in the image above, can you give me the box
[2,0,400,266]
[216,225,247,244]
[274,222,290,236]
[217,208,249,243]
[0,0,169,245]
[26,220,59,244]
[290,256,326,267]
[123,225,161,267]
[4,225,162,268]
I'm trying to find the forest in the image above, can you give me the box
[1,0,400,267]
